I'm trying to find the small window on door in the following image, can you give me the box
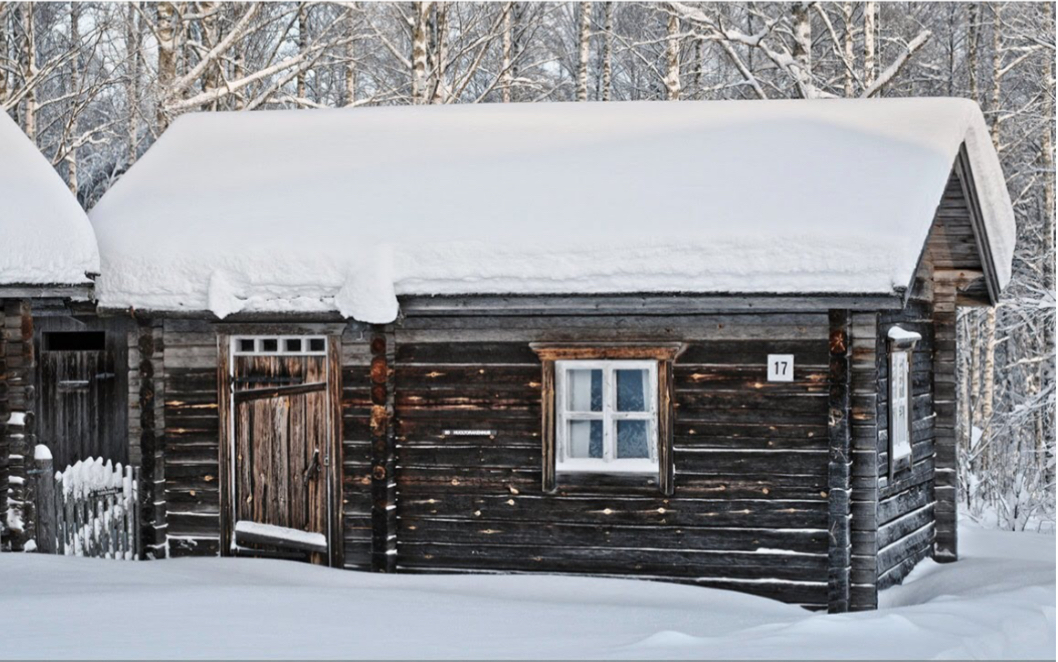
[232,336,327,356]
[44,331,105,352]
[555,360,658,474]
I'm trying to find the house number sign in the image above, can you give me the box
[767,354,794,382]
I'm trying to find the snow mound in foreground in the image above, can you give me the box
[1,524,1052,659]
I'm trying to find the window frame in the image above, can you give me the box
[886,326,920,478]
[530,343,684,496]
[554,359,659,474]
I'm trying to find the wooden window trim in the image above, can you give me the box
[531,343,683,495]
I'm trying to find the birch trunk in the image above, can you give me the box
[411,2,431,104]
[791,2,814,98]
[576,2,591,101]
[156,1,178,130]
[126,2,142,164]
[664,9,680,100]
[601,2,613,102]
[863,1,876,88]
[20,4,36,141]
[967,3,979,103]
[296,4,307,101]
[66,2,81,196]
[842,2,854,97]
[344,8,357,107]
[430,2,448,104]
[501,3,513,103]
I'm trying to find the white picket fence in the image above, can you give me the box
[52,457,140,560]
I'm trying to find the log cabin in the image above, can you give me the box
[0,113,102,550]
[26,98,1021,612]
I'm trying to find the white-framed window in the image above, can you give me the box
[232,336,327,356]
[887,325,920,476]
[554,360,658,474]
[889,349,912,463]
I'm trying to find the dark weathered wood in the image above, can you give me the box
[658,359,675,496]
[932,281,958,562]
[31,451,56,553]
[539,359,556,493]
[370,326,396,572]
[136,318,157,559]
[401,294,904,316]
[827,310,852,613]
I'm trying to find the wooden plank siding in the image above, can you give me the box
[874,291,938,590]
[391,313,834,609]
[849,311,881,610]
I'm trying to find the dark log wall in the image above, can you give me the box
[391,313,833,609]
[2,300,34,550]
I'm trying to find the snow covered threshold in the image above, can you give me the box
[1,523,1052,659]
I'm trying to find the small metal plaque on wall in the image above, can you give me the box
[767,354,794,382]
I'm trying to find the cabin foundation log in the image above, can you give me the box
[827,310,852,613]
[370,325,397,572]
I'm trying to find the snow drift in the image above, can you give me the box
[87,98,1015,323]
[0,113,100,285]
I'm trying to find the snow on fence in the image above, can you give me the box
[30,446,140,560]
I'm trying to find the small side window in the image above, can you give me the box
[887,326,921,478]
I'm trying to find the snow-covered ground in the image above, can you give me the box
[1,523,1053,660]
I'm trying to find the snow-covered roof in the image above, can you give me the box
[0,112,99,287]
[88,98,1015,323]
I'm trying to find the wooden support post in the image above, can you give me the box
[848,312,880,611]
[827,310,852,613]
[30,447,55,553]
[933,282,958,562]
[136,318,157,559]
[0,302,8,551]
[369,325,396,572]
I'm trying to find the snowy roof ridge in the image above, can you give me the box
[0,112,100,287]
[88,98,1015,323]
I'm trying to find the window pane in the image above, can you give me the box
[567,369,602,412]
[237,339,255,353]
[261,338,278,352]
[568,420,603,459]
[616,420,650,458]
[285,338,302,352]
[309,338,326,352]
[616,369,649,412]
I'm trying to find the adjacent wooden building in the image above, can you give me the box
[14,99,1018,612]
[0,113,101,551]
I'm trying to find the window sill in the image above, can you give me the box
[554,471,662,494]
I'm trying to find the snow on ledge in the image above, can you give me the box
[88,98,1015,323]
[888,326,923,345]
[234,521,327,550]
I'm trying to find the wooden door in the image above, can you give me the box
[231,337,332,563]
[38,331,120,469]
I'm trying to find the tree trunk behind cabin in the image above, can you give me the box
[664,9,680,100]
[576,2,591,101]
